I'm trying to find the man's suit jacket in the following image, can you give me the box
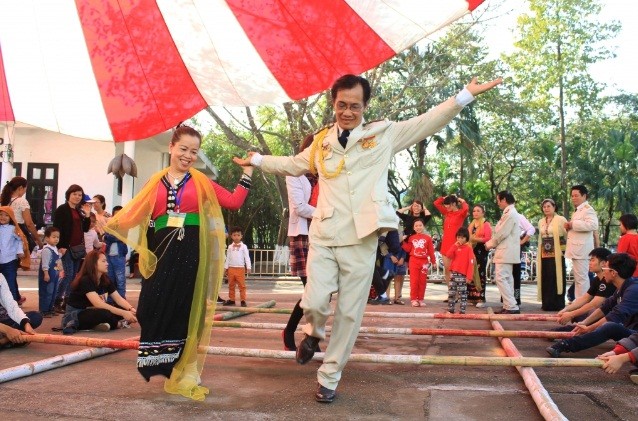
[286,175,314,237]
[260,97,464,247]
[565,201,599,260]
[486,204,521,264]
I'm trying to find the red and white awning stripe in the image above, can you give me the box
[0,0,484,142]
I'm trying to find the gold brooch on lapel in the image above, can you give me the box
[321,142,332,156]
[360,136,377,149]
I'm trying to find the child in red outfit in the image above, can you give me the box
[402,219,436,307]
[445,227,476,314]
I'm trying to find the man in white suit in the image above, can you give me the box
[234,74,501,403]
[485,191,521,314]
[565,185,599,299]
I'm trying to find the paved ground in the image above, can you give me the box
[1,275,636,420]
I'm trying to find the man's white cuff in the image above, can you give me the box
[250,153,264,166]
[455,87,475,107]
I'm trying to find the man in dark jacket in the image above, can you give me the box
[547,253,638,357]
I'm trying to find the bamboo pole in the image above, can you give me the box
[214,300,276,321]
[212,321,574,339]
[0,335,139,384]
[11,336,601,368]
[0,301,277,384]
[488,308,568,421]
[217,306,559,321]
[203,346,602,368]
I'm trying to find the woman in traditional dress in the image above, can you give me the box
[105,126,251,401]
[468,204,491,308]
[536,198,568,311]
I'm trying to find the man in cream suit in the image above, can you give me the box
[235,74,501,403]
[565,185,599,300]
[485,191,521,314]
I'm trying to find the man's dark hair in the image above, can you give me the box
[607,253,637,279]
[571,184,588,197]
[230,226,243,235]
[497,190,515,204]
[331,74,371,106]
[112,205,123,213]
[589,247,611,262]
[456,227,470,241]
[619,214,638,231]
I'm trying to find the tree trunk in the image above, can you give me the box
[557,39,568,217]
[604,196,614,245]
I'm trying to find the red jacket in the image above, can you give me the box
[445,242,475,280]
[402,233,436,264]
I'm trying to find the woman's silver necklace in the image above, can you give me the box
[167,171,185,185]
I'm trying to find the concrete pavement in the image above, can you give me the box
[0,275,635,420]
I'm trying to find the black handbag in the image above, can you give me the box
[18,223,37,253]
[69,243,87,260]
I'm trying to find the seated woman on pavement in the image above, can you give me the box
[61,250,137,334]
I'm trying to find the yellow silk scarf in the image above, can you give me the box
[104,168,225,401]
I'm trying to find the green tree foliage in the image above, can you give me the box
[503,0,620,214]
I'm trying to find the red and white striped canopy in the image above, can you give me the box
[0,0,484,142]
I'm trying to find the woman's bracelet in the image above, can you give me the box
[239,174,252,189]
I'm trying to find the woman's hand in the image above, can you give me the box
[123,311,138,324]
[233,152,256,167]
[242,166,254,177]
[81,203,92,216]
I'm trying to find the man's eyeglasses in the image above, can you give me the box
[335,102,363,112]
[601,267,616,273]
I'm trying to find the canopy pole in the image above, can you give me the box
[0,123,14,186]
[121,140,135,203]
[488,307,568,421]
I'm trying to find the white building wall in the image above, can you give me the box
[12,127,115,208]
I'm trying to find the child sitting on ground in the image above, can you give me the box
[39,227,64,317]
[402,218,436,307]
[445,227,476,314]
[223,226,252,307]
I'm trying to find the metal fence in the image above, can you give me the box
[248,248,576,284]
